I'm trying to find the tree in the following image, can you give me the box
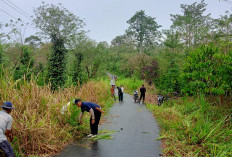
[13,45,35,80]
[72,52,83,85]
[111,34,134,48]
[182,45,232,96]
[24,35,42,48]
[4,18,29,44]
[47,35,66,90]
[33,2,85,42]
[214,11,232,42]
[170,0,211,47]
[33,2,85,90]
[163,29,183,53]
[127,54,151,77]
[126,10,161,53]
[141,59,159,85]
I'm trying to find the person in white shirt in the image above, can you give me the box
[0,102,15,157]
[120,85,124,101]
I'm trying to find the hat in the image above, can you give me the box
[0,102,16,109]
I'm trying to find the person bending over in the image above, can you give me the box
[73,99,104,137]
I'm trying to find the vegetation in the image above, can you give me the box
[0,0,231,156]
[147,97,232,156]
[0,71,114,156]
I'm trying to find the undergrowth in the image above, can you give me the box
[147,96,232,156]
[0,72,114,157]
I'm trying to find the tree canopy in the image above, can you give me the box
[126,10,161,53]
[33,2,85,41]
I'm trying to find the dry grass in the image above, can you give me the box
[0,74,112,157]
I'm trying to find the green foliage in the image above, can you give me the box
[72,52,83,85]
[214,11,232,42]
[163,29,183,53]
[126,10,161,53]
[13,45,35,81]
[47,35,67,90]
[147,96,232,156]
[182,45,232,95]
[170,0,211,47]
[33,2,85,41]
[24,35,42,48]
[156,59,181,94]
[116,77,144,94]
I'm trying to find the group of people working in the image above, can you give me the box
[111,85,124,102]
[0,80,146,156]
[111,84,146,104]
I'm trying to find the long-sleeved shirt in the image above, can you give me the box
[0,110,13,143]
[140,87,146,95]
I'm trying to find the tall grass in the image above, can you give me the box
[0,71,114,157]
[147,96,232,156]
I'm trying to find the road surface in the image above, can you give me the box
[57,92,161,157]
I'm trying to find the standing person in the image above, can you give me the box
[117,86,123,102]
[111,85,116,100]
[120,85,124,101]
[73,99,104,137]
[0,102,16,157]
[139,84,146,104]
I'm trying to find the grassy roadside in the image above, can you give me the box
[147,96,232,156]
[0,74,114,157]
[115,77,232,156]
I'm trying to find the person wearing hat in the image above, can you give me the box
[0,101,16,157]
[73,99,104,137]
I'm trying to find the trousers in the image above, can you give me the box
[90,110,101,135]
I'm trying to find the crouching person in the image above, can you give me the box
[73,99,104,137]
[0,102,16,157]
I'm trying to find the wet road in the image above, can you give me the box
[57,93,161,157]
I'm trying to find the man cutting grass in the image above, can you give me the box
[73,99,104,138]
[0,102,16,157]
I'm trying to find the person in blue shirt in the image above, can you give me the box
[73,99,104,137]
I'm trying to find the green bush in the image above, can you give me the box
[182,45,232,96]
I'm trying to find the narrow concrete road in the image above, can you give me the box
[57,93,161,157]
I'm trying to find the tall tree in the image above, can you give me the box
[47,35,66,90]
[126,10,161,53]
[33,2,85,41]
[33,2,85,90]
[170,0,211,47]
[214,11,232,42]
[163,29,183,53]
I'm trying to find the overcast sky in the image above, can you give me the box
[0,0,231,43]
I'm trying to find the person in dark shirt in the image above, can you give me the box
[117,86,123,102]
[139,84,146,104]
[73,99,104,137]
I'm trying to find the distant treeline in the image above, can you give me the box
[0,0,231,97]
